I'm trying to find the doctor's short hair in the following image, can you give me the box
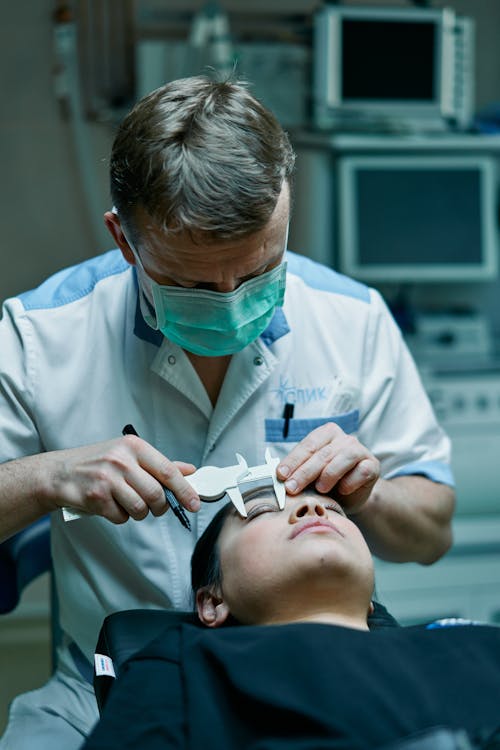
[109,76,295,243]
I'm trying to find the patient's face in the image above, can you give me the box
[215,490,374,625]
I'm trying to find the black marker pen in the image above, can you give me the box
[282,403,294,439]
[122,424,191,532]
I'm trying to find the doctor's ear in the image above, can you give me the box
[103,210,136,265]
[196,587,230,628]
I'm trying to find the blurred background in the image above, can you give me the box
[2,0,500,733]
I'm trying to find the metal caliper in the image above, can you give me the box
[185,448,286,517]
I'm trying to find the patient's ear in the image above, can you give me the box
[368,601,375,616]
[196,587,230,628]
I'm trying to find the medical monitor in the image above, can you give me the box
[313,5,474,132]
[338,155,498,283]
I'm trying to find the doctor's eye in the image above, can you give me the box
[245,504,279,522]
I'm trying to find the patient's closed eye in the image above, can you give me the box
[245,504,279,521]
[324,503,346,516]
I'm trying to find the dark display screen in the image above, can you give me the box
[355,168,483,267]
[342,20,436,101]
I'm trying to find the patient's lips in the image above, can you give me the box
[289,519,344,540]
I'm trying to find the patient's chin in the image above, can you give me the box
[299,546,374,595]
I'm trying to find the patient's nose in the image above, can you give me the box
[289,499,327,522]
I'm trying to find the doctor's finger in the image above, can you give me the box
[173,461,197,476]
[122,434,200,511]
[135,448,200,512]
[320,455,380,496]
[279,443,352,495]
[313,439,378,492]
[80,476,141,524]
[119,466,174,518]
[277,422,344,480]
[110,481,152,521]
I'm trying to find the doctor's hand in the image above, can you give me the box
[276,422,380,515]
[45,436,201,524]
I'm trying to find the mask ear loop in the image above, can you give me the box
[114,216,159,326]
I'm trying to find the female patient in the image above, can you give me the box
[189,489,500,747]
[85,489,500,750]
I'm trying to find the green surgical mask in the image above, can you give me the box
[142,262,287,356]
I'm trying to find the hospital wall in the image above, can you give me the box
[2,0,500,316]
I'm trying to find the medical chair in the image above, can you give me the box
[0,516,60,667]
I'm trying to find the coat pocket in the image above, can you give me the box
[265,409,359,443]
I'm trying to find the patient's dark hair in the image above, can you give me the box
[191,502,232,599]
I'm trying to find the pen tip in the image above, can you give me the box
[175,506,191,532]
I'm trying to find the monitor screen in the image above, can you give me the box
[342,20,436,102]
[339,156,498,283]
[311,5,473,131]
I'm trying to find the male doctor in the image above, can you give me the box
[0,76,454,748]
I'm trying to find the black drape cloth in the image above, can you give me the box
[84,621,500,750]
